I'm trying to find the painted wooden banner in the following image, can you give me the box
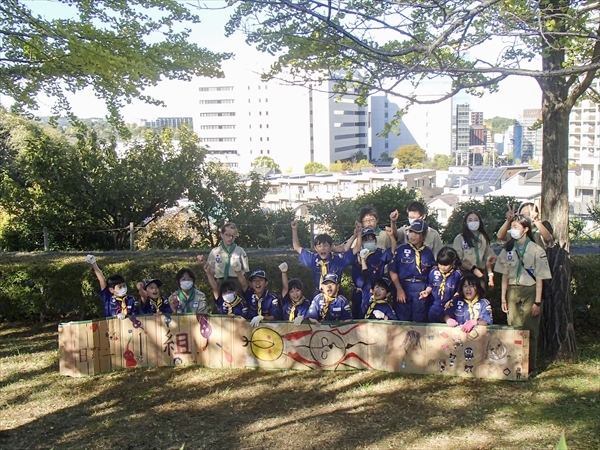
[58,315,530,380]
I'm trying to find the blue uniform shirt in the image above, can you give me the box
[243,288,281,320]
[362,296,398,320]
[389,244,435,283]
[445,296,493,325]
[215,295,248,318]
[427,267,462,319]
[280,293,311,321]
[306,293,352,321]
[299,248,355,289]
[351,248,394,288]
[138,296,172,314]
[99,287,137,317]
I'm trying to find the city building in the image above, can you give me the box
[369,95,417,161]
[141,117,193,129]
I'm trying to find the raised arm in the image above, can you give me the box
[496,203,516,242]
[389,209,399,242]
[386,226,397,253]
[279,262,289,298]
[86,254,107,291]
[291,220,303,254]
[136,282,148,305]
[351,221,363,255]
[198,255,220,300]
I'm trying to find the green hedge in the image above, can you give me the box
[0,252,598,334]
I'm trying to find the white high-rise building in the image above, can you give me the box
[196,71,367,173]
[569,80,599,163]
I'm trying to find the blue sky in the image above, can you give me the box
[18,0,543,121]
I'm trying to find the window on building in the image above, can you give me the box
[260,137,263,141]
[267,137,270,141]
[259,111,262,116]
[260,150,263,154]
[267,150,270,154]
[260,124,263,128]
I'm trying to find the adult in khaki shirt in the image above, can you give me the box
[395,201,443,258]
[451,210,496,287]
[494,215,552,376]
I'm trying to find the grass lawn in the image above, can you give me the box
[0,322,598,450]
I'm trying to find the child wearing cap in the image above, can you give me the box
[420,246,463,323]
[389,219,436,322]
[291,219,362,295]
[237,268,281,327]
[199,255,248,318]
[136,278,172,314]
[351,226,397,318]
[279,262,310,325]
[306,273,353,323]
[168,267,211,314]
[444,272,493,332]
[395,202,444,258]
[86,254,136,319]
[362,276,398,320]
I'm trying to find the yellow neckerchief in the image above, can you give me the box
[317,259,330,285]
[252,292,265,316]
[320,292,337,320]
[225,295,243,315]
[365,295,388,318]
[514,237,531,284]
[438,269,455,298]
[464,295,480,321]
[116,296,128,316]
[288,296,307,321]
[409,242,426,273]
[150,297,164,312]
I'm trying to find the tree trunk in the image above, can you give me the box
[538,53,577,361]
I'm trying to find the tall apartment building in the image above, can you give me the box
[369,95,417,160]
[521,108,543,162]
[569,80,599,163]
[196,72,367,173]
[453,102,471,164]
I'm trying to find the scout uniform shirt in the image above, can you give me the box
[208,244,249,279]
[299,248,354,290]
[306,293,352,321]
[494,239,552,286]
[397,225,443,258]
[99,287,137,318]
[452,232,495,271]
[445,296,493,325]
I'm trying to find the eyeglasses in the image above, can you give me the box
[222,233,236,239]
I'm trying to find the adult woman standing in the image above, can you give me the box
[452,210,496,287]
[494,215,551,375]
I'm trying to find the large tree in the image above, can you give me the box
[0,112,205,250]
[392,144,427,168]
[226,0,600,361]
[1,0,230,126]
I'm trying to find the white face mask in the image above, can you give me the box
[115,287,127,297]
[363,242,377,251]
[408,217,417,225]
[509,229,524,240]
[223,292,235,303]
[180,280,194,291]
[467,221,480,231]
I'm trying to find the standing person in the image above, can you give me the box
[169,267,211,314]
[452,210,496,288]
[305,273,353,323]
[291,219,361,294]
[494,215,552,375]
[207,222,249,283]
[395,201,443,258]
[444,272,493,332]
[136,278,172,314]
[497,202,553,248]
[351,227,397,318]
[86,254,136,319]
[421,246,463,323]
[389,219,436,322]
[358,206,398,249]
[279,262,311,325]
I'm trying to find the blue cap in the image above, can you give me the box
[143,278,162,289]
[362,227,376,238]
[373,276,392,291]
[408,219,429,233]
[322,273,339,284]
[249,269,268,281]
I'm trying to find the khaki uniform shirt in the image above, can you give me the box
[207,245,249,279]
[494,240,552,286]
[452,233,495,270]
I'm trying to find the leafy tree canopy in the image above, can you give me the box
[484,117,515,134]
[252,156,282,174]
[392,145,427,169]
[0,111,205,250]
[304,161,328,174]
[1,0,230,128]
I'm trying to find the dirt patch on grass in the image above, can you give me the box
[1,323,599,450]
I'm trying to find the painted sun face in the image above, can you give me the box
[248,328,283,361]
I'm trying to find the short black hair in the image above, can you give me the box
[288,278,304,292]
[407,201,426,216]
[313,233,333,246]
[436,246,460,267]
[219,280,237,295]
[107,274,126,289]
[359,206,379,222]
[458,272,485,298]
[176,267,196,284]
